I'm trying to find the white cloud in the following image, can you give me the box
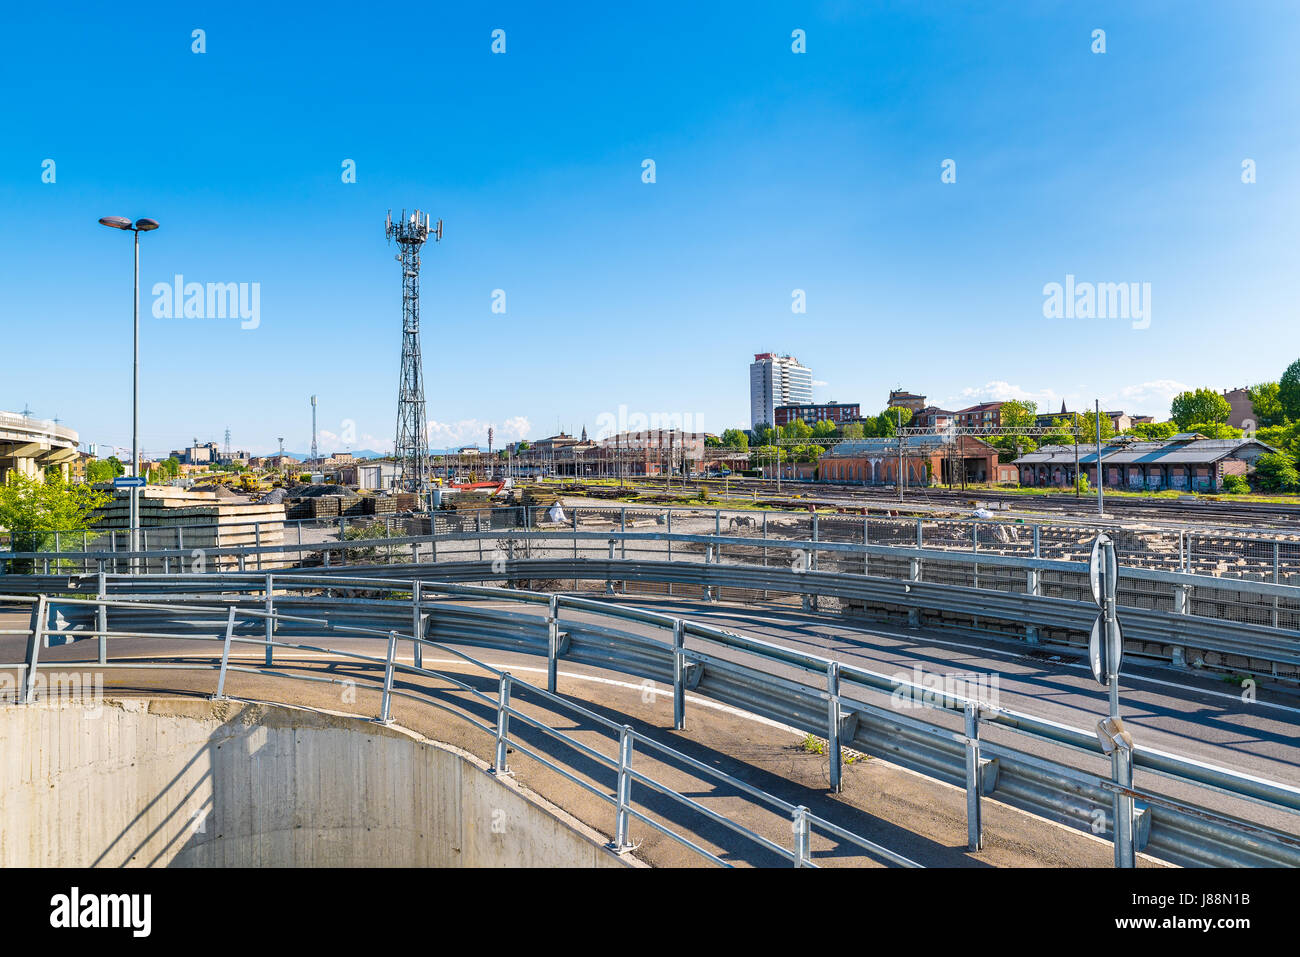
[1116,379,1189,408]
[946,379,1187,420]
[950,381,1065,408]
[812,379,829,388]
[426,417,532,448]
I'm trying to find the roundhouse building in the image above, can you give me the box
[1013,434,1274,492]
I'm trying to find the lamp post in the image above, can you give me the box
[98,215,159,572]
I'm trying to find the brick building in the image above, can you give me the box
[774,401,860,427]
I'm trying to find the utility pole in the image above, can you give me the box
[1095,400,1105,517]
[897,408,904,504]
[1073,412,1081,497]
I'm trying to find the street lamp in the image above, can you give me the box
[98,216,160,571]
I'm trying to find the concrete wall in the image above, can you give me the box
[0,699,633,868]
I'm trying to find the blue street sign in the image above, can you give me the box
[113,476,145,488]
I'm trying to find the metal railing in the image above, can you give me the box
[0,587,916,869]
[6,573,1299,867]
[7,522,1300,678]
[7,504,1300,583]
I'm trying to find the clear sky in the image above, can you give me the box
[2,1,1297,458]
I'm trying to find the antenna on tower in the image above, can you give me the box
[386,207,439,494]
[310,395,319,464]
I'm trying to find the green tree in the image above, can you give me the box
[840,422,865,440]
[990,400,1039,462]
[1248,382,1286,429]
[1254,452,1300,492]
[748,444,785,468]
[0,474,112,572]
[999,399,1038,430]
[1258,422,1300,457]
[1184,422,1242,440]
[876,407,912,436]
[1280,360,1300,422]
[1170,388,1231,429]
[811,419,838,440]
[1126,421,1179,440]
[780,419,813,442]
[720,428,750,450]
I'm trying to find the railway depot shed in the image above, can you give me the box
[1013,433,1275,492]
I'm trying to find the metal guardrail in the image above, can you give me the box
[6,573,1299,867]
[7,503,1300,582]
[7,525,1299,676]
[0,589,914,869]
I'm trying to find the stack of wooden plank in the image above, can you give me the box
[92,487,288,569]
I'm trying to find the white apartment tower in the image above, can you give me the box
[750,353,813,428]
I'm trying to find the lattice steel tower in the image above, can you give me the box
[387,209,441,492]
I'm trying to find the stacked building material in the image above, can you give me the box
[92,487,287,569]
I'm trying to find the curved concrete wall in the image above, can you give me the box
[0,699,631,868]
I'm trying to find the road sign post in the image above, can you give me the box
[1088,532,1136,868]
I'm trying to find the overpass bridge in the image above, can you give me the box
[0,411,79,482]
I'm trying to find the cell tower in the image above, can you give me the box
[224,428,231,460]
[310,395,318,463]
[386,208,442,492]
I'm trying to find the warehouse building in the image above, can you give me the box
[1013,434,1275,492]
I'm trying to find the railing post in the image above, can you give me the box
[1273,541,1281,629]
[666,511,673,597]
[672,619,686,730]
[1170,582,1190,666]
[412,580,424,670]
[264,573,274,666]
[254,523,262,571]
[863,518,870,577]
[827,661,842,793]
[214,606,237,700]
[1113,743,1136,869]
[96,569,108,665]
[606,539,616,594]
[791,805,811,867]
[611,725,635,852]
[964,701,983,850]
[547,594,560,693]
[1025,567,1040,644]
[22,596,48,704]
[761,512,769,599]
[1032,524,1041,559]
[908,558,921,627]
[476,512,483,562]
[706,544,716,602]
[916,518,923,548]
[492,672,513,773]
[379,629,398,723]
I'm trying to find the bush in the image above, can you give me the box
[1255,452,1300,492]
[1221,474,1250,494]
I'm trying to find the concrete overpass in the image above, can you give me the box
[0,411,80,482]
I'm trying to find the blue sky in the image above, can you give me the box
[2,1,1297,458]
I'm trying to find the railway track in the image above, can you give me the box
[553,477,1300,528]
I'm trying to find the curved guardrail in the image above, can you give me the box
[10,524,1297,676]
[0,587,915,869]
[6,572,1299,868]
